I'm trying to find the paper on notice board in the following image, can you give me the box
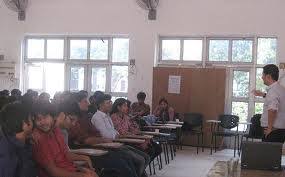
[168,75,181,94]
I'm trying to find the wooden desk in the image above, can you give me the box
[113,138,145,144]
[140,131,171,136]
[93,142,123,149]
[123,134,153,139]
[145,125,177,129]
[70,149,108,156]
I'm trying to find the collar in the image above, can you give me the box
[97,110,108,117]
[266,81,278,91]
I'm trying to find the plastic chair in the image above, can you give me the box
[182,113,204,154]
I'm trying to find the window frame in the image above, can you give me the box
[23,35,129,98]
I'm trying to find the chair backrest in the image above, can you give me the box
[248,114,264,138]
[183,113,203,128]
[218,114,239,129]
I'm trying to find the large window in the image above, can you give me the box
[159,36,277,129]
[24,36,129,98]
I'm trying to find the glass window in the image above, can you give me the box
[209,40,229,61]
[70,67,85,91]
[70,40,87,59]
[257,38,277,64]
[232,101,248,130]
[90,39,108,60]
[47,39,64,59]
[232,40,253,62]
[112,38,129,62]
[256,68,267,92]
[111,66,128,93]
[183,40,203,61]
[27,39,45,59]
[27,63,43,89]
[255,102,264,114]
[233,71,249,98]
[161,40,180,60]
[45,63,64,97]
[91,67,106,92]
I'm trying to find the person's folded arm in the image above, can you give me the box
[67,152,93,169]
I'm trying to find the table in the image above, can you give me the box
[145,125,178,129]
[123,134,153,139]
[70,149,108,156]
[140,131,171,136]
[113,138,145,144]
[152,123,183,128]
[93,142,123,149]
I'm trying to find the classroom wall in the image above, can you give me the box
[1,0,285,104]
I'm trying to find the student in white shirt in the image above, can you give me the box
[91,94,150,177]
[253,64,285,143]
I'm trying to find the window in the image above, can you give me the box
[24,36,129,98]
[209,40,229,62]
[158,36,277,130]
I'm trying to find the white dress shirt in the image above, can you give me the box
[91,110,119,139]
[261,82,285,129]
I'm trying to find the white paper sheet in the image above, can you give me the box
[168,75,181,94]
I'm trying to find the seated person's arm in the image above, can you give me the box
[66,152,93,169]
[45,161,97,177]
[153,106,161,117]
[168,107,175,121]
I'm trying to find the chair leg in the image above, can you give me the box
[159,153,163,169]
[170,142,174,160]
[237,134,240,156]
[202,133,204,152]
[234,135,237,157]
[163,143,168,165]
[149,162,152,175]
[165,143,170,164]
[153,160,156,175]
[214,135,217,153]
[211,134,214,155]
[197,134,200,154]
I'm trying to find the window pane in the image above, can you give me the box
[90,40,108,60]
[112,38,129,62]
[232,102,248,131]
[45,63,64,97]
[70,40,87,59]
[256,68,267,92]
[27,63,43,89]
[27,39,45,58]
[47,39,64,59]
[257,38,277,64]
[70,67,84,91]
[232,40,253,62]
[255,102,264,114]
[183,40,203,61]
[91,67,106,92]
[161,40,180,60]
[111,66,128,93]
[233,71,249,98]
[209,40,229,61]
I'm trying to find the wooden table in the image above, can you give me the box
[70,149,108,156]
[140,131,171,136]
[122,134,153,139]
[93,142,123,149]
[113,138,145,144]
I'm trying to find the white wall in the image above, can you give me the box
[1,0,285,104]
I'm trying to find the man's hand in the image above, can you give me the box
[264,127,273,137]
[252,90,265,97]
[81,167,99,177]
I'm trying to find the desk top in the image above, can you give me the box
[145,125,177,129]
[114,138,145,144]
[70,149,108,156]
[140,131,171,136]
[123,134,153,139]
[93,142,123,149]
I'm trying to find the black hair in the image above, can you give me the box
[78,90,88,97]
[56,101,81,117]
[126,99,131,109]
[32,102,56,119]
[111,98,127,114]
[89,95,95,104]
[75,92,88,103]
[93,91,104,99]
[11,89,22,97]
[96,94,112,108]
[263,64,279,81]
[159,97,168,105]
[137,92,146,100]
[0,102,32,135]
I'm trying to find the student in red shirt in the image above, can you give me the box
[32,102,98,177]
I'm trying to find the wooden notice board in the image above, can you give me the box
[152,67,226,146]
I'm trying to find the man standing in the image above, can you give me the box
[253,64,285,143]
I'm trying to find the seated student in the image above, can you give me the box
[153,97,175,122]
[68,93,141,177]
[111,98,162,161]
[39,92,51,104]
[131,92,151,118]
[0,103,37,177]
[88,91,104,115]
[11,88,22,100]
[32,102,98,177]
[91,94,150,177]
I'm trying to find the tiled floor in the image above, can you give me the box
[148,146,285,177]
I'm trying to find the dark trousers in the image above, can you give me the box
[90,151,138,177]
[262,129,285,143]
